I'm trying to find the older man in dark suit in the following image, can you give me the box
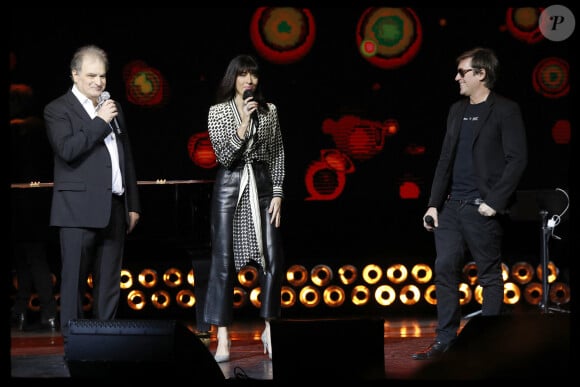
[44,45,140,336]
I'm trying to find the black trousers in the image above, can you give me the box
[58,194,125,335]
[433,199,504,344]
[204,164,284,327]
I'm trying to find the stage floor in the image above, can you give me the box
[9,311,570,383]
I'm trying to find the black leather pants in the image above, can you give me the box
[204,164,284,326]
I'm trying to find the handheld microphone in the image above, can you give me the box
[424,215,435,227]
[98,91,121,134]
[96,91,109,110]
[242,89,253,100]
[242,89,259,129]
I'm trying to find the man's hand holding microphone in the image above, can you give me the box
[423,208,437,231]
[96,91,119,131]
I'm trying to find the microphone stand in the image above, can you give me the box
[539,210,570,314]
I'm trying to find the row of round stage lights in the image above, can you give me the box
[113,261,570,312]
[12,261,570,313]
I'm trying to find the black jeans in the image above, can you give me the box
[433,199,504,344]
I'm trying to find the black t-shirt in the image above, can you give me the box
[450,101,488,200]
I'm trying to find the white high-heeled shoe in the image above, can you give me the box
[214,329,231,363]
[214,347,230,363]
[261,326,272,359]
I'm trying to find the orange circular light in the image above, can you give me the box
[286,265,308,287]
[323,285,345,307]
[549,282,570,305]
[524,282,543,305]
[351,285,370,306]
[362,264,383,285]
[163,268,183,288]
[386,264,408,284]
[139,268,158,288]
[233,287,248,308]
[120,269,133,289]
[299,285,320,307]
[399,284,421,305]
[424,284,437,305]
[411,263,432,284]
[311,264,333,287]
[510,261,535,285]
[127,290,146,311]
[187,269,195,287]
[460,283,474,305]
[503,282,521,305]
[176,289,195,308]
[536,261,559,283]
[151,290,171,309]
[375,285,396,306]
[250,287,262,308]
[238,265,260,288]
[281,286,296,308]
[338,264,358,285]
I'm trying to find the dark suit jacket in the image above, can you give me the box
[428,92,528,214]
[44,89,140,228]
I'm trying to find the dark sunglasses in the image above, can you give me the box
[457,68,473,78]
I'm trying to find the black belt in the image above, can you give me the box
[448,197,483,206]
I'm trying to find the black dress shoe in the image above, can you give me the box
[412,340,449,360]
[195,331,211,348]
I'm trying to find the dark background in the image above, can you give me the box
[9,7,573,275]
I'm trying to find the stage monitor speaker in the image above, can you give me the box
[416,314,570,380]
[65,319,225,380]
[270,317,385,381]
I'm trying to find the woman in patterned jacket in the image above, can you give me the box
[204,54,285,363]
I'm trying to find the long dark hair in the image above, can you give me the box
[215,54,269,114]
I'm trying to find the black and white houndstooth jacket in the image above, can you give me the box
[207,99,285,271]
[208,99,285,196]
